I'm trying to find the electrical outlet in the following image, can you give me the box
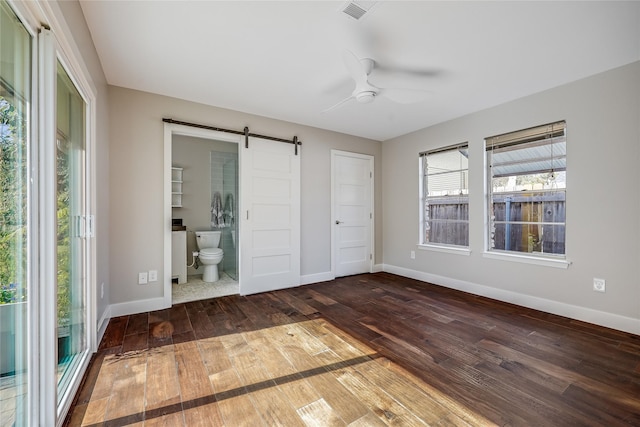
[149,270,158,282]
[138,272,148,285]
[410,250,416,259]
[593,278,606,293]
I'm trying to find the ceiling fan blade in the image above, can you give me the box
[380,88,430,104]
[342,50,369,86]
[322,95,355,113]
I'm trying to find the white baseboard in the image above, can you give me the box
[301,271,334,285]
[96,306,111,346]
[382,264,640,336]
[109,296,169,318]
[372,263,383,273]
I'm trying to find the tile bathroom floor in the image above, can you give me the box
[172,273,239,304]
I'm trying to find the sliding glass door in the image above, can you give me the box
[55,62,88,407]
[0,1,94,424]
[0,2,31,425]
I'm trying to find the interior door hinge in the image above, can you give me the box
[369,253,372,260]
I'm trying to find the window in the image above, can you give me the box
[486,121,566,257]
[420,143,469,247]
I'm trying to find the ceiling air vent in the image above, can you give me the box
[340,1,377,21]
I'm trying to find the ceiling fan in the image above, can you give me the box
[323,50,432,113]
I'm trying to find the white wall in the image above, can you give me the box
[109,86,382,308]
[382,61,640,334]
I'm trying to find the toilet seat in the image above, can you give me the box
[199,248,223,257]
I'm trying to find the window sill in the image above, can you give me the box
[417,244,471,256]
[482,251,570,269]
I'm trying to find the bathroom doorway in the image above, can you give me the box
[163,124,241,305]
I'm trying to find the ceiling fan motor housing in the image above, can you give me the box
[356,91,376,103]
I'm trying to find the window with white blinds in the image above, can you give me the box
[486,121,566,257]
[420,143,469,247]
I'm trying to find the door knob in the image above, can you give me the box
[335,220,343,224]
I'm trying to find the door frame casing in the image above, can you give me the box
[330,150,374,278]
[162,123,242,307]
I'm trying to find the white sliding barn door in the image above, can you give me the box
[240,137,300,295]
[332,150,374,277]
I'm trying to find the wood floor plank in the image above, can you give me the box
[311,318,377,356]
[174,341,214,402]
[79,397,108,426]
[276,376,323,411]
[346,412,388,427]
[103,352,147,425]
[97,316,128,351]
[244,329,301,380]
[297,398,346,427]
[298,318,370,361]
[197,337,233,376]
[181,402,224,427]
[277,289,320,316]
[474,359,610,426]
[335,366,427,426]
[478,337,640,414]
[357,356,485,426]
[249,387,307,427]
[216,295,253,332]
[212,368,265,426]
[174,340,224,426]
[124,313,148,336]
[267,321,330,357]
[144,345,181,413]
[74,352,107,405]
[121,332,148,353]
[279,344,370,424]
[86,354,118,402]
[143,412,185,427]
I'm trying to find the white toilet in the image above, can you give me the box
[195,231,224,282]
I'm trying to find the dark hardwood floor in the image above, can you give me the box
[66,272,640,426]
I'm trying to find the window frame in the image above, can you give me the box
[419,142,470,251]
[484,121,570,267]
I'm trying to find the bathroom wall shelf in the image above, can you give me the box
[171,167,183,208]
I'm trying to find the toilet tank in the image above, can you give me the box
[195,231,221,249]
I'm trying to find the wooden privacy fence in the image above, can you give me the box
[426,193,565,254]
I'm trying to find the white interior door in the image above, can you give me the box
[332,150,373,277]
[240,137,300,294]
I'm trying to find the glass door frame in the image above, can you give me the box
[40,29,97,425]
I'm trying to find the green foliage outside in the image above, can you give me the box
[0,97,27,305]
[57,139,71,325]
[0,95,71,328]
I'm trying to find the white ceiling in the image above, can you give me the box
[79,1,640,141]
